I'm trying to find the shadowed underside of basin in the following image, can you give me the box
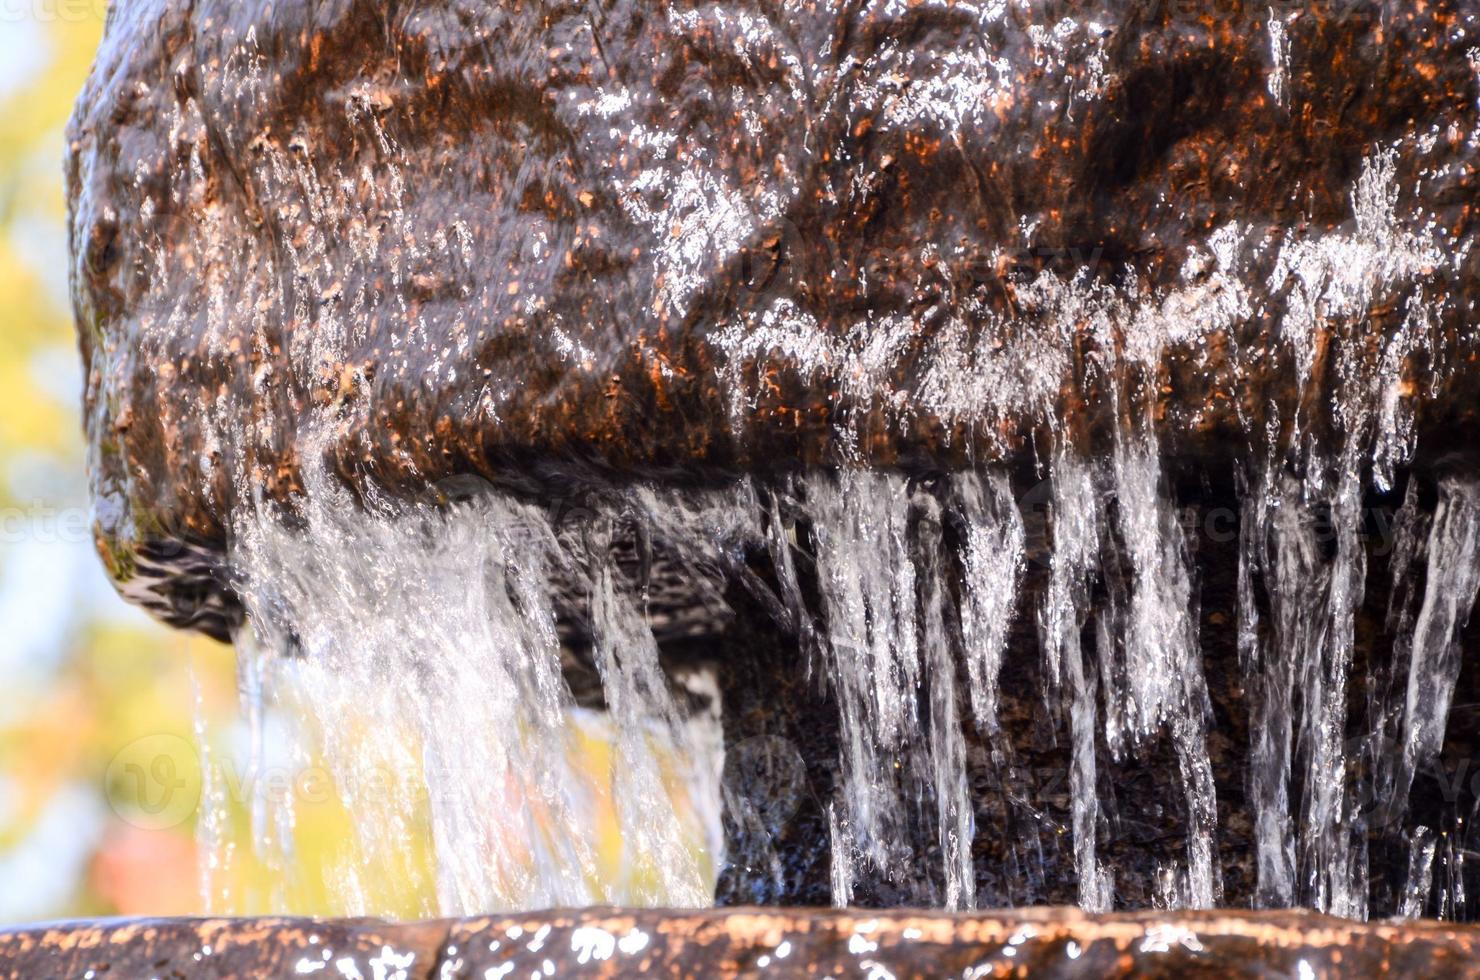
[4,908,1480,978]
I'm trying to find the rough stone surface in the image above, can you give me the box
[67,0,1480,625]
[5,908,1480,978]
[60,0,1480,921]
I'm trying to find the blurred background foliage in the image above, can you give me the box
[0,6,338,922]
[0,4,467,923]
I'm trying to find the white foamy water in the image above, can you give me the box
[954,470,1025,738]
[131,8,1480,921]
[217,477,727,916]
[1035,442,1218,912]
[201,441,1480,918]
[1242,465,1369,918]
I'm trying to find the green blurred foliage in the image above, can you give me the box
[0,8,241,921]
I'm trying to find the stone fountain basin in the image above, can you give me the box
[53,0,1480,940]
[67,0,1480,637]
[4,908,1480,978]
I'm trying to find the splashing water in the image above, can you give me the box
[1039,451,1112,911]
[198,441,1480,918]
[138,6,1480,921]
[954,471,1026,739]
[215,481,726,916]
[1400,826,1439,920]
[1243,464,1369,918]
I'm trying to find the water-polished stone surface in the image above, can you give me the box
[4,908,1480,978]
[67,0,1480,628]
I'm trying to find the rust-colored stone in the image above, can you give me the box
[4,908,1480,977]
[66,0,1480,630]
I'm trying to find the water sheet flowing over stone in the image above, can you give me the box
[60,0,1480,928]
[1399,477,1480,805]
[217,483,729,915]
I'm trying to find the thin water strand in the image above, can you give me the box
[1398,477,1480,804]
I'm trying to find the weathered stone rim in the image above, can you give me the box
[4,907,1480,977]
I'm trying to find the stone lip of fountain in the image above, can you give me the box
[5,908,1480,978]
[40,0,1480,969]
[66,0,1480,637]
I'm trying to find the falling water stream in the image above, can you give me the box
[118,7,1480,922]
[200,425,1480,919]
[176,145,1480,919]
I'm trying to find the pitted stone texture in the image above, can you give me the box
[68,0,1480,627]
[0,917,445,980]
[4,909,1480,977]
